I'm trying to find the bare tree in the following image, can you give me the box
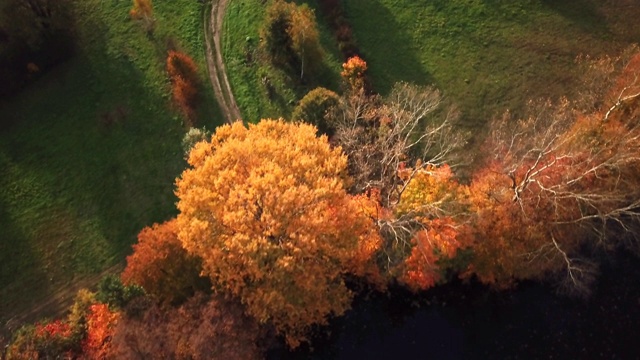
[474,50,640,292]
[330,82,466,206]
[328,83,469,276]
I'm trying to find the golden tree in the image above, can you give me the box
[175,119,380,347]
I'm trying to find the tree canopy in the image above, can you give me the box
[175,119,380,347]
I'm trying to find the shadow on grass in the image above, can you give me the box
[540,0,609,35]
[0,184,50,337]
[345,0,432,94]
[0,8,185,332]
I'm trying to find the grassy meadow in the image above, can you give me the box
[222,0,344,122]
[0,0,222,333]
[343,0,640,126]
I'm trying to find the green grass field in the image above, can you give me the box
[0,0,222,331]
[343,0,640,126]
[223,0,344,122]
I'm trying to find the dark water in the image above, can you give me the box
[268,250,640,359]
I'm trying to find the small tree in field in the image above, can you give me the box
[261,0,323,79]
[341,55,368,91]
[167,50,200,126]
[130,0,154,32]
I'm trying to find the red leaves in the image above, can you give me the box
[401,218,466,291]
[34,320,72,340]
[83,304,119,360]
[167,50,200,125]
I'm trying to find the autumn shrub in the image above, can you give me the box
[167,50,200,125]
[82,304,119,359]
[292,87,340,135]
[122,219,210,305]
[341,55,368,91]
[6,320,77,359]
[108,293,263,359]
[176,119,381,347]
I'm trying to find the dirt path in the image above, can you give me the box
[204,0,242,124]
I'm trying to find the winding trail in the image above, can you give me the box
[204,0,242,124]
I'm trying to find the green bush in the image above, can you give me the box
[292,87,339,135]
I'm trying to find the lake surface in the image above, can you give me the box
[269,250,640,359]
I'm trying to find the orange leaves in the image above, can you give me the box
[130,0,152,20]
[392,165,472,291]
[341,55,367,90]
[121,219,206,304]
[83,304,119,360]
[166,50,200,125]
[463,54,640,289]
[401,218,467,291]
[175,119,379,347]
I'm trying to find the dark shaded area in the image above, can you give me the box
[269,249,640,359]
[540,0,609,34]
[0,0,76,100]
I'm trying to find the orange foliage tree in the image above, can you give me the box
[341,55,367,90]
[466,49,640,294]
[175,119,380,347]
[167,50,200,125]
[82,304,119,360]
[121,219,208,304]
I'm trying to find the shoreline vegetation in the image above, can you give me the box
[2,0,640,358]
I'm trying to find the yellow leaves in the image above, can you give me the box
[175,119,378,348]
[397,164,468,217]
[341,56,368,90]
